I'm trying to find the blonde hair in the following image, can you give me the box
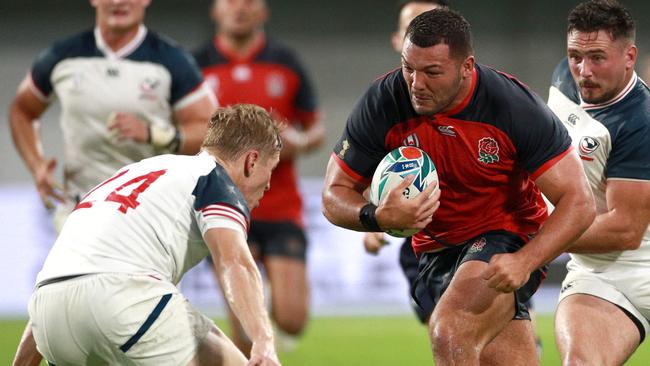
[202,104,282,160]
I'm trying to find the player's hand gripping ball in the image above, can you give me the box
[369,146,439,237]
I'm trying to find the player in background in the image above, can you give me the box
[12,104,281,366]
[193,0,324,354]
[8,0,216,232]
[548,1,650,364]
[323,8,595,365]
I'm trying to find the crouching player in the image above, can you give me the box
[13,104,281,366]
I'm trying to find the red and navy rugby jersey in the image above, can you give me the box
[193,35,319,226]
[333,63,572,254]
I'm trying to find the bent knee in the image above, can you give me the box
[273,309,308,335]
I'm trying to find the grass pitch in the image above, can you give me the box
[2,315,649,365]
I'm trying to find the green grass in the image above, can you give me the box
[2,315,650,365]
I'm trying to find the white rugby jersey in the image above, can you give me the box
[548,58,650,268]
[28,25,213,200]
[36,152,250,286]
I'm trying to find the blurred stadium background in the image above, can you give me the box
[2,0,650,364]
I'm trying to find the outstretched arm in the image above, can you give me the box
[204,228,279,366]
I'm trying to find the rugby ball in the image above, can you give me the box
[369,146,438,237]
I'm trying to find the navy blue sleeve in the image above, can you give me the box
[488,68,572,174]
[607,113,650,180]
[192,164,250,219]
[30,46,60,97]
[167,48,205,105]
[334,72,404,179]
[147,33,204,106]
[285,50,319,114]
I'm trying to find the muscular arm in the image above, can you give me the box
[322,156,439,232]
[519,151,596,270]
[9,76,63,205]
[204,228,278,363]
[567,179,650,253]
[173,94,216,154]
[484,151,596,292]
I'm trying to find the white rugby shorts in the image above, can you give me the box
[29,273,214,365]
[558,259,650,335]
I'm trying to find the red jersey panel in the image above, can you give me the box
[333,64,571,254]
[194,36,319,225]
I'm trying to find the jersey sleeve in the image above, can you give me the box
[192,164,251,237]
[286,51,320,124]
[499,75,572,179]
[606,115,650,180]
[30,44,64,99]
[165,46,206,109]
[333,76,399,182]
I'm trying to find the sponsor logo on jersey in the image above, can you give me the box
[266,73,286,98]
[437,125,457,137]
[578,136,599,161]
[139,77,160,100]
[338,139,350,159]
[567,113,579,126]
[403,133,420,147]
[468,237,486,254]
[477,137,500,164]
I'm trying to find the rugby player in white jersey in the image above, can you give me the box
[12,104,281,365]
[9,0,216,232]
[548,1,650,364]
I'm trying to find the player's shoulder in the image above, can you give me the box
[257,36,306,68]
[191,154,250,218]
[37,29,97,63]
[192,40,224,67]
[550,57,580,103]
[131,30,198,68]
[611,79,650,131]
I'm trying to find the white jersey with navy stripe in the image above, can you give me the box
[36,152,249,286]
[548,58,650,268]
[28,25,213,200]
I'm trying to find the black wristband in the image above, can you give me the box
[359,203,382,232]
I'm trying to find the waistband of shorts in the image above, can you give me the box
[36,274,86,289]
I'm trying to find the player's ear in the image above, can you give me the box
[461,55,475,79]
[625,44,638,71]
[244,150,260,178]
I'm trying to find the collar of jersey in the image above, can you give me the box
[436,67,478,117]
[214,33,266,63]
[95,24,147,59]
[580,72,638,110]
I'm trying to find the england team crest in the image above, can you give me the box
[477,137,500,164]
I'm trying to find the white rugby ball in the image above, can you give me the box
[369,146,439,237]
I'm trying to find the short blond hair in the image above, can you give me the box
[202,104,282,160]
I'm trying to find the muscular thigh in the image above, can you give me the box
[556,294,640,365]
[431,260,518,346]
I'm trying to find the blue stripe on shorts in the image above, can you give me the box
[120,293,172,352]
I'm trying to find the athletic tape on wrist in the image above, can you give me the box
[148,124,181,152]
